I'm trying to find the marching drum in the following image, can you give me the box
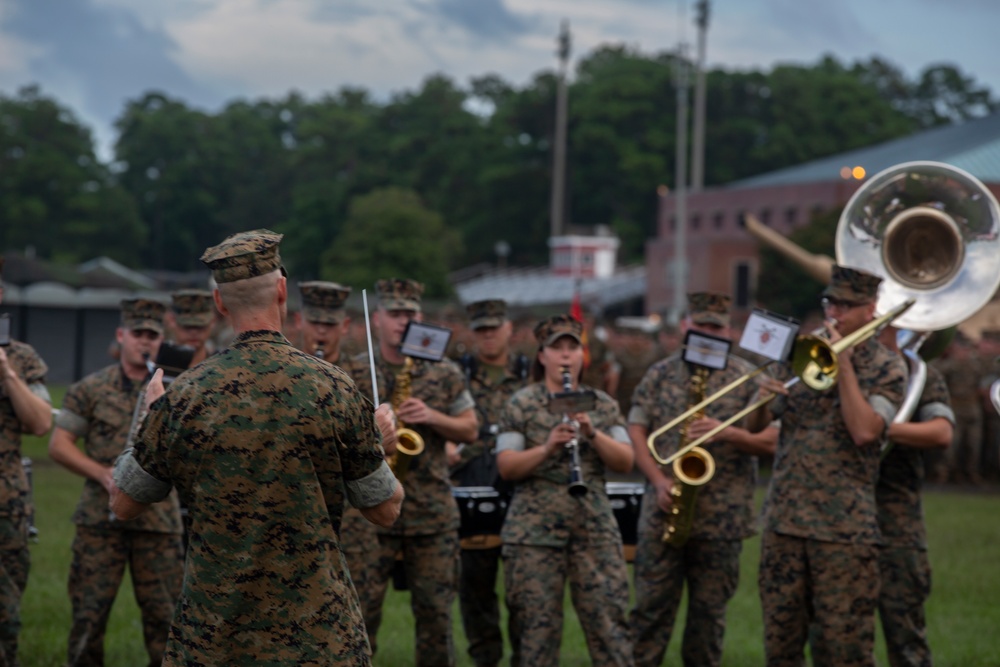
[453,486,508,549]
[606,481,644,562]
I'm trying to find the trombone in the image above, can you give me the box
[651,299,914,468]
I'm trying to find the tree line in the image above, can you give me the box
[0,47,995,296]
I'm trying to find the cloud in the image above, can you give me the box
[429,0,531,40]
[1,0,217,124]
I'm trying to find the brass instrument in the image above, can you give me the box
[991,378,1000,417]
[387,357,425,481]
[747,161,1000,451]
[559,366,589,497]
[661,366,715,547]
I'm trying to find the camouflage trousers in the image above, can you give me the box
[341,508,380,652]
[502,541,633,667]
[459,546,504,667]
[366,531,460,667]
[631,537,742,667]
[878,546,932,667]
[0,516,29,667]
[66,526,184,667]
[759,531,879,667]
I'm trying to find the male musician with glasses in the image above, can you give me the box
[876,325,954,667]
[49,298,184,667]
[345,278,478,667]
[752,266,907,667]
[296,281,352,365]
[448,298,530,667]
[629,292,777,667]
[166,289,216,367]
[0,257,52,666]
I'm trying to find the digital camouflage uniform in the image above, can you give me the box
[115,229,397,666]
[628,351,761,667]
[0,338,48,667]
[452,298,530,667]
[498,316,632,667]
[877,364,953,667]
[930,349,982,481]
[56,363,184,667]
[760,267,907,667]
[343,342,474,667]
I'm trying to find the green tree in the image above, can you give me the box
[322,187,462,297]
[0,85,145,263]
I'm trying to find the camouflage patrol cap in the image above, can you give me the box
[200,229,284,284]
[534,314,583,347]
[376,278,424,312]
[171,289,214,328]
[467,299,508,330]
[823,264,882,304]
[121,298,165,335]
[300,281,352,324]
[687,291,732,327]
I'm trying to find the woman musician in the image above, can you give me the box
[495,314,634,667]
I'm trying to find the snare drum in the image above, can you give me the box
[605,481,644,562]
[452,486,509,550]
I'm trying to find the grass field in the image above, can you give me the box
[18,390,1000,665]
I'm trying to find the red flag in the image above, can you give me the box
[570,288,591,368]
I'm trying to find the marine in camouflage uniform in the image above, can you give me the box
[49,298,184,667]
[876,328,955,667]
[496,315,634,667]
[629,292,777,667]
[0,257,53,667]
[343,278,477,667]
[451,299,530,667]
[168,289,216,367]
[298,281,352,365]
[929,334,982,483]
[113,230,401,666]
[754,266,907,667]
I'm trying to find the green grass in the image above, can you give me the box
[20,390,1000,665]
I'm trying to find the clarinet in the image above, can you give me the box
[560,366,588,497]
[314,343,325,360]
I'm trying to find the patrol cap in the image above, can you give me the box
[170,289,214,328]
[121,298,165,335]
[376,278,423,312]
[534,314,583,347]
[823,264,882,304]
[300,281,352,324]
[200,229,284,284]
[467,299,508,330]
[687,292,732,327]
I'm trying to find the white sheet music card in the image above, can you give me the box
[400,321,453,362]
[682,330,731,370]
[740,309,800,362]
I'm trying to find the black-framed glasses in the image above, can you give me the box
[820,296,865,310]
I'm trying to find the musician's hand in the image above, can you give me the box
[687,417,726,444]
[572,412,597,439]
[144,369,165,409]
[99,466,116,496]
[654,478,676,513]
[824,318,853,363]
[397,397,432,425]
[445,441,462,467]
[0,347,10,382]
[374,404,398,456]
[757,376,787,398]
[544,422,577,455]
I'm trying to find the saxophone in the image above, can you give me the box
[661,366,716,547]
[387,356,426,481]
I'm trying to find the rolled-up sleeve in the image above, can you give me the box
[54,409,88,438]
[496,432,526,453]
[346,460,398,509]
[114,449,173,504]
[869,394,898,428]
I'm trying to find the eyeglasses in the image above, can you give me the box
[820,296,866,310]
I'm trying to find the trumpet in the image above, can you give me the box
[658,299,914,468]
[559,366,588,497]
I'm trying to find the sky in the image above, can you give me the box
[1,0,998,159]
